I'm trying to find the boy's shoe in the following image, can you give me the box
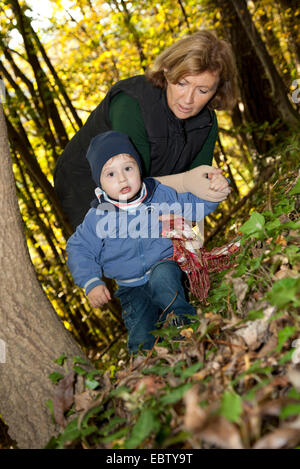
[171,316,194,341]
[172,317,187,328]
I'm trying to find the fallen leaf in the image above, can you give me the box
[275,234,287,247]
[183,385,207,432]
[103,369,112,393]
[258,398,299,417]
[74,389,99,412]
[273,265,299,280]
[134,375,164,394]
[180,328,194,339]
[153,346,169,356]
[235,305,275,350]
[256,333,278,358]
[253,426,300,449]
[287,365,300,392]
[198,415,244,449]
[53,370,75,427]
[231,277,248,310]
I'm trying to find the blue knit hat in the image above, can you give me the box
[86,131,143,187]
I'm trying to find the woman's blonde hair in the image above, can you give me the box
[146,30,238,110]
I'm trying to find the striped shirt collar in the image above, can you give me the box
[95,182,147,211]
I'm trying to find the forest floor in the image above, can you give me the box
[42,134,300,450]
[1,136,300,450]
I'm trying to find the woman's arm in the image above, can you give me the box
[155,166,230,202]
[110,96,228,201]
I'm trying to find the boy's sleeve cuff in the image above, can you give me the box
[84,277,104,295]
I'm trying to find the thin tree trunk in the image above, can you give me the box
[29,23,83,129]
[0,103,89,448]
[177,0,191,32]
[9,0,69,149]
[276,0,300,65]
[112,0,147,70]
[5,115,73,238]
[230,0,300,129]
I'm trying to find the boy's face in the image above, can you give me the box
[100,153,142,201]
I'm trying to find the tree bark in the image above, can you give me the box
[231,0,300,129]
[0,103,88,449]
[29,22,83,129]
[217,0,282,154]
[5,115,73,239]
[8,0,69,150]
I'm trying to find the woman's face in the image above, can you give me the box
[166,70,219,119]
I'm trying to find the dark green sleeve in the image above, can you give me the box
[109,92,151,175]
[189,111,218,169]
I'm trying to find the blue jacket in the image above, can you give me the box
[66,178,218,295]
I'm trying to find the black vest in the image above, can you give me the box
[54,75,213,229]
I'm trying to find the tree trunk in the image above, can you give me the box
[5,115,73,239]
[0,103,88,449]
[276,0,300,65]
[9,0,69,150]
[231,0,300,129]
[29,22,83,129]
[217,0,283,154]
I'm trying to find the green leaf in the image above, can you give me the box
[244,309,264,322]
[159,383,193,405]
[232,360,273,385]
[177,362,203,379]
[85,377,100,389]
[278,349,294,365]
[267,278,300,308]
[56,419,81,449]
[109,385,131,397]
[284,245,300,266]
[101,427,129,444]
[283,220,300,230]
[239,212,265,238]
[265,218,281,234]
[290,179,300,195]
[244,378,271,401]
[49,371,64,384]
[45,399,55,423]
[219,391,242,423]
[72,355,89,365]
[288,388,300,400]
[54,354,67,366]
[280,403,300,419]
[80,404,104,429]
[124,408,159,449]
[275,326,297,353]
[142,363,170,376]
[73,365,87,376]
[99,416,127,437]
[44,436,58,449]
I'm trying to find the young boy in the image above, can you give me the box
[66,131,230,353]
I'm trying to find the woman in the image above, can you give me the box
[54,30,238,229]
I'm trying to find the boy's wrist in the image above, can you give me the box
[84,277,104,295]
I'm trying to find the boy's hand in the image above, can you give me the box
[208,170,231,193]
[87,284,111,308]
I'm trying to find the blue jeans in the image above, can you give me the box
[115,260,196,353]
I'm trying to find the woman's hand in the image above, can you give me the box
[207,170,231,192]
[87,284,111,308]
[182,165,231,202]
[154,165,231,201]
